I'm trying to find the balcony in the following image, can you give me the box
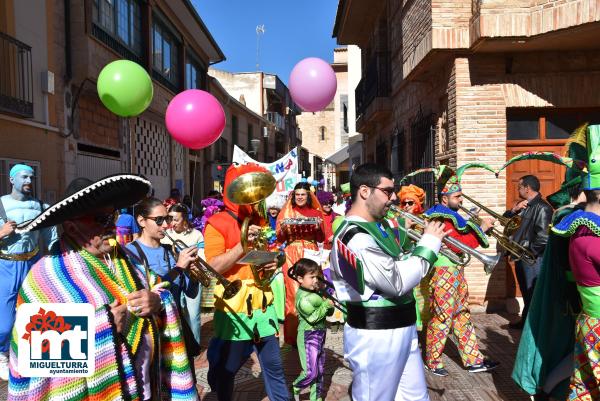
[266,111,286,131]
[355,52,391,132]
[0,32,33,118]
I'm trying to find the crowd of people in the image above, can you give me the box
[1,125,600,401]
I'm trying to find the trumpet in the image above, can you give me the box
[389,205,501,274]
[287,267,347,314]
[462,193,521,237]
[459,204,536,265]
[163,231,242,300]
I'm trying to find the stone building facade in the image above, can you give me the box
[334,0,600,308]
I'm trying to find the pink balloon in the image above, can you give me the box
[289,57,337,112]
[165,89,225,149]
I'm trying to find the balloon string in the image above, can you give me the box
[191,155,198,208]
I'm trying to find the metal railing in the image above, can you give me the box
[0,31,33,117]
[355,51,391,119]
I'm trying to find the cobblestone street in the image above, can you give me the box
[0,312,531,400]
[194,312,529,401]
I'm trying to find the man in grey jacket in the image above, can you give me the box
[504,174,552,329]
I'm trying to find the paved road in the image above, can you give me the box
[0,313,531,401]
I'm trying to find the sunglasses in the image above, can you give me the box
[144,215,173,225]
[401,200,415,206]
[365,185,395,200]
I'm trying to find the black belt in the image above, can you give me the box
[346,301,416,330]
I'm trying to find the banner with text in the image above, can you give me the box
[232,145,300,207]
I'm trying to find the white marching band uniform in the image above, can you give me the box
[330,215,441,401]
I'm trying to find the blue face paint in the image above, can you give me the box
[10,170,34,195]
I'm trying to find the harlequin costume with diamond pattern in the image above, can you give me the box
[423,172,489,371]
[203,163,289,401]
[552,124,600,401]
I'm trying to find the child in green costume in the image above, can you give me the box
[291,258,334,401]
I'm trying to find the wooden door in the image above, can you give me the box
[504,145,565,297]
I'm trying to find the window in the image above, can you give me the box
[92,0,142,58]
[247,124,253,151]
[507,108,600,141]
[320,126,326,141]
[185,51,207,90]
[232,116,238,148]
[152,19,180,90]
[507,110,539,140]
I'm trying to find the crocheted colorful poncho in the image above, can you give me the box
[8,239,198,401]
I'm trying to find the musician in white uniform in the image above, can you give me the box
[330,163,447,401]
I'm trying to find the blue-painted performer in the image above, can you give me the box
[330,163,447,401]
[0,164,58,381]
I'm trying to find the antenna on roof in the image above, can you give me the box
[256,24,265,71]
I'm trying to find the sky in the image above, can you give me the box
[192,0,340,85]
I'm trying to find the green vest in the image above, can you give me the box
[337,218,438,307]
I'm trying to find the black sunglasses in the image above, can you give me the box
[401,200,415,206]
[365,185,396,200]
[92,212,117,228]
[144,215,173,225]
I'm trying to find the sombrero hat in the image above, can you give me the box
[16,174,152,233]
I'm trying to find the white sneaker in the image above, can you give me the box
[0,351,9,381]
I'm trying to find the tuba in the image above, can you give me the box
[163,231,242,299]
[227,170,283,288]
[390,205,501,274]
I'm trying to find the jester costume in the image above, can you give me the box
[551,124,600,401]
[424,200,489,370]
[511,124,587,399]
[293,287,334,401]
[8,174,197,401]
[330,214,440,400]
[276,187,325,346]
[204,164,288,401]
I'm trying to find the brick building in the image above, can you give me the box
[1,0,268,203]
[334,0,600,309]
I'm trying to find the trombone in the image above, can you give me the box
[163,231,242,300]
[389,205,501,274]
[458,197,537,265]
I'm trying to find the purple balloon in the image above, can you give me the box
[165,89,225,150]
[289,57,337,112]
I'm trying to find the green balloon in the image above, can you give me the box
[97,60,153,117]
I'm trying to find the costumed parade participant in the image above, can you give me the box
[204,163,289,401]
[115,207,139,245]
[8,174,198,400]
[277,182,325,346]
[509,134,588,399]
[330,163,447,401]
[162,202,205,356]
[552,124,600,401]
[317,191,338,250]
[127,198,201,364]
[423,166,499,376]
[0,164,58,381]
[266,196,286,324]
[290,258,334,401]
[398,184,429,331]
